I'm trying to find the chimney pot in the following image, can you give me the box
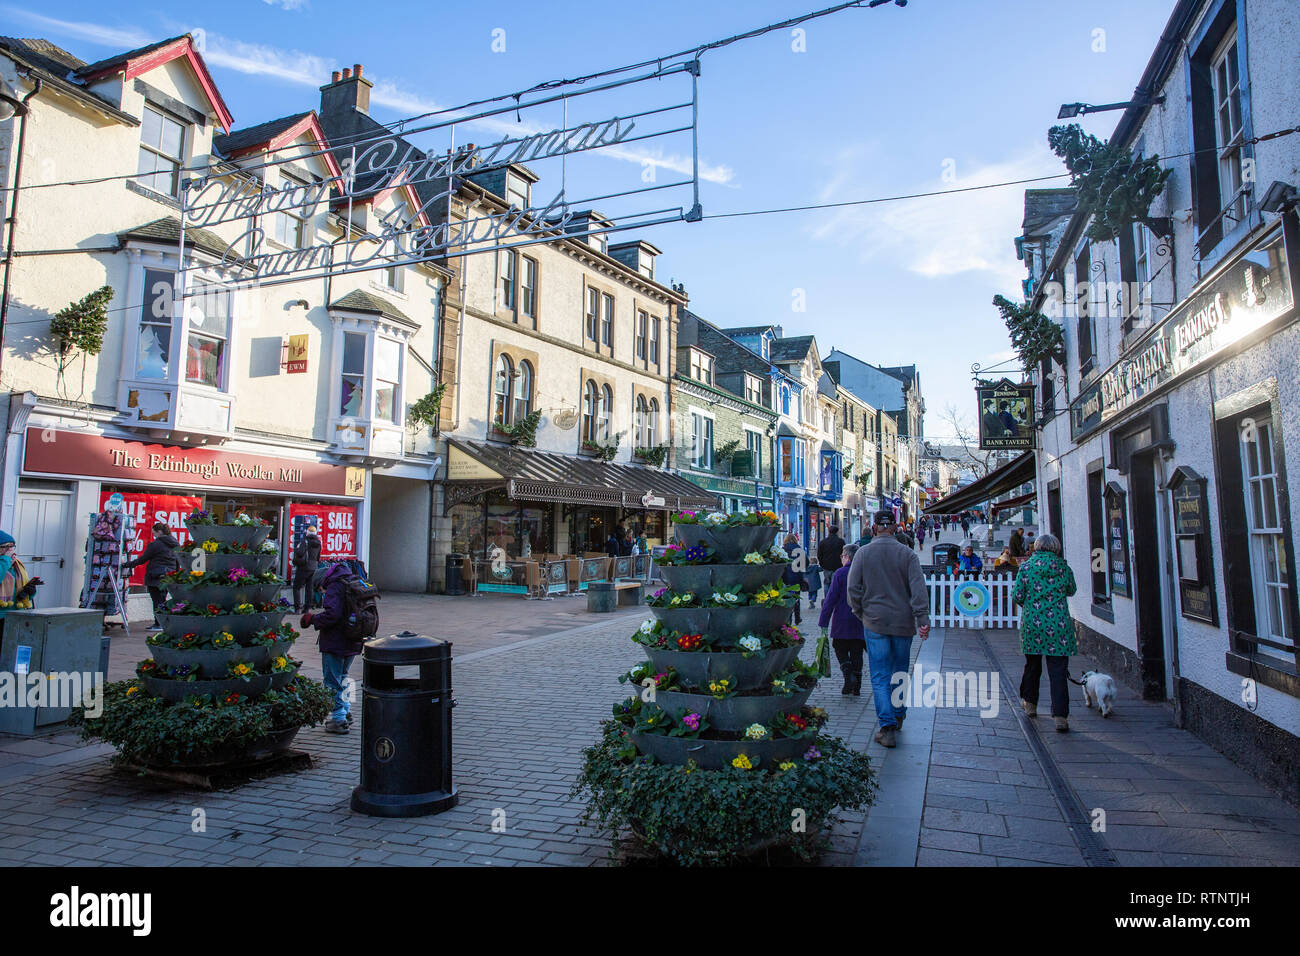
[331,70,341,83]
[354,63,363,76]
[342,67,352,79]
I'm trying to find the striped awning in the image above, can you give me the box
[446,439,719,511]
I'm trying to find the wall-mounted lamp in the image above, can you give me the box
[0,75,27,121]
[1260,181,1299,214]
[285,299,310,311]
[1057,96,1164,120]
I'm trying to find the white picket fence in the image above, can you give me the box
[925,573,1021,629]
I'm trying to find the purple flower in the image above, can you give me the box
[683,713,701,731]
[653,588,667,599]
[803,745,822,761]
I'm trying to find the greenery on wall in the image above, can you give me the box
[50,286,113,384]
[1048,123,1171,243]
[408,383,449,430]
[498,409,542,447]
[635,444,668,467]
[993,294,1065,371]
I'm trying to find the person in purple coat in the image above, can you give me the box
[818,542,861,695]
[302,562,360,734]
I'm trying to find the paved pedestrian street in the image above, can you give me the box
[0,587,1296,867]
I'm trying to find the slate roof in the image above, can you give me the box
[330,289,413,325]
[118,217,231,260]
[718,325,774,335]
[0,37,136,123]
[769,335,815,363]
[1021,188,1077,236]
[214,112,313,157]
[72,35,184,79]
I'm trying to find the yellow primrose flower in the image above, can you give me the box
[190,570,203,578]
[125,686,140,696]
[779,761,795,771]
[731,754,753,770]
[202,540,218,552]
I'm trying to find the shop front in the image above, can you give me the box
[439,439,718,594]
[1053,218,1300,801]
[10,424,367,608]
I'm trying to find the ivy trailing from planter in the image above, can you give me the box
[635,444,668,467]
[498,409,542,447]
[408,383,449,430]
[583,431,624,461]
[1048,124,1171,243]
[993,294,1065,371]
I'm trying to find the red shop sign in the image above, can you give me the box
[288,504,357,559]
[25,428,365,498]
[103,491,204,586]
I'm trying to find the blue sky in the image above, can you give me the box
[6,0,1177,435]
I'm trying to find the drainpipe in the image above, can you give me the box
[0,77,42,382]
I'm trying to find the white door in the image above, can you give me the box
[14,492,71,607]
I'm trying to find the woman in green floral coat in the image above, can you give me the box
[1010,533,1077,732]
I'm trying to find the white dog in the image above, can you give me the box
[1071,670,1117,717]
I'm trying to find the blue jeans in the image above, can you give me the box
[321,652,355,723]
[864,630,914,729]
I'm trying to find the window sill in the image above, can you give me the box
[126,179,181,210]
[1225,650,1300,699]
[1090,600,1115,624]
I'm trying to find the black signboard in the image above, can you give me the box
[1071,225,1293,439]
[1104,482,1131,598]
[1166,466,1218,625]
[977,378,1035,450]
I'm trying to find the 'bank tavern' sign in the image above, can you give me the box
[1071,226,1294,439]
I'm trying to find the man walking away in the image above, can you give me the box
[847,509,931,748]
[817,524,845,594]
[123,522,180,628]
[292,523,322,613]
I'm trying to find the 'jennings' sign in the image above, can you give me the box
[977,379,1035,450]
[1071,226,1293,439]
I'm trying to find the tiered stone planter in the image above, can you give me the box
[135,516,303,766]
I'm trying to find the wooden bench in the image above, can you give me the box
[587,579,643,612]
[612,580,643,607]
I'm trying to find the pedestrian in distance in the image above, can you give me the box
[958,544,984,575]
[1008,527,1027,560]
[122,521,180,628]
[805,549,822,609]
[819,542,862,695]
[606,526,622,558]
[292,523,322,613]
[847,509,932,748]
[916,520,926,550]
[781,531,804,626]
[620,528,635,557]
[961,514,971,537]
[817,524,845,593]
[302,562,379,734]
[1011,532,1077,732]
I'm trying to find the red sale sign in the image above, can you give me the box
[288,504,357,560]
[101,492,204,586]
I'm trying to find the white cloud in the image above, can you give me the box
[1,8,151,49]
[262,0,309,10]
[808,146,1061,291]
[9,8,735,186]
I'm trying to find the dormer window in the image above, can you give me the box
[689,349,713,385]
[138,105,185,197]
[744,374,762,405]
[274,171,309,248]
[505,173,530,209]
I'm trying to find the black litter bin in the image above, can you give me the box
[445,553,465,596]
[351,631,458,817]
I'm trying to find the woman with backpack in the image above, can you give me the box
[302,563,368,734]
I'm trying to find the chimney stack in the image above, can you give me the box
[320,60,374,117]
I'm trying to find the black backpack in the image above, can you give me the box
[340,574,380,642]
